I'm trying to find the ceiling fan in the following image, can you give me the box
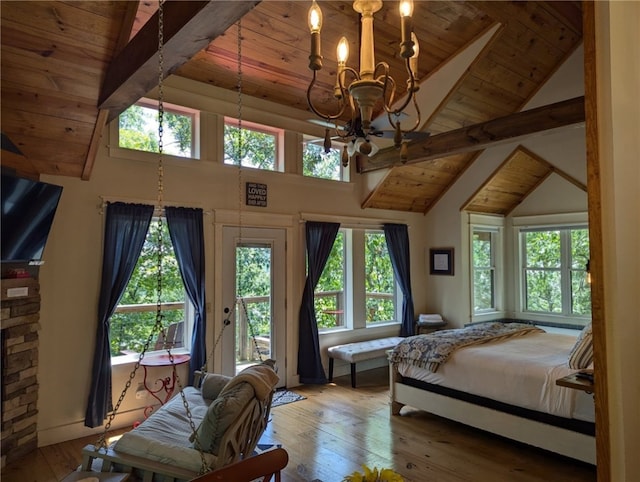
[307,116,429,163]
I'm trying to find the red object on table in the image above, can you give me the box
[140,353,191,416]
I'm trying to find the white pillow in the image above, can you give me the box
[568,323,593,369]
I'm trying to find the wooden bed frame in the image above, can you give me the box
[389,361,596,465]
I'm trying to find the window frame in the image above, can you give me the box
[111,98,200,160]
[110,215,193,364]
[316,227,400,334]
[223,117,284,172]
[364,230,399,326]
[301,134,349,182]
[468,214,504,323]
[513,213,591,327]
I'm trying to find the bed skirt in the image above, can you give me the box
[389,366,596,464]
[399,375,595,436]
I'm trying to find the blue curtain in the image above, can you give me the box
[384,223,415,336]
[297,221,340,384]
[85,202,153,428]
[165,206,206,384]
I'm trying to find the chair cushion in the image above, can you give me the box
[193,381,254,455]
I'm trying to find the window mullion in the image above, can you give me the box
[560,230,572,315]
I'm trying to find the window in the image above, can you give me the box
[302,136,345,181]
[118,100,196,157]
[314,229,398,331]
[365,232,396,324]
[110,218,190,357]
[224,117,283,171]
[472,229,497,313]
[315,231,345,329]
[520,226,591,320]
[469,215,503,319]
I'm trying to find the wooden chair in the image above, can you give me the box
[154,320,184,350]
[189,448,288,482]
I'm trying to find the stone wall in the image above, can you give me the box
[1,277,40,468]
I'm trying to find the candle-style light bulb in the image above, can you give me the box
[308,1,323,71]
[337,36,349,64]
[308,1,323,33]
[399,0,414,18]
[399,0,414,59]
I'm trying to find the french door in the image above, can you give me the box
[221,226,286,387]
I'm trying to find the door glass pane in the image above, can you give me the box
[236,243,272,371]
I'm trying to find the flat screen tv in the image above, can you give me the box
[1,173,63,264]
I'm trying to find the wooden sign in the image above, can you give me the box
[246,182,267,207]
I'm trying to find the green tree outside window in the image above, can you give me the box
[119,104,193,157]
[110,219,185,356]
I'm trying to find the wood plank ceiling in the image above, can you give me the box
[0,1,583,214]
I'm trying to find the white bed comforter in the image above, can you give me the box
[397,331,594,422]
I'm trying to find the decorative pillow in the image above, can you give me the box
[200,373,232,401]
[193,381,254,455]
[568,323,593,369]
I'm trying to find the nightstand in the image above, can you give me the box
[556,369,594,394]
[415,320,447,335]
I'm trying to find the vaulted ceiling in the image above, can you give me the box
[0,1,585,214]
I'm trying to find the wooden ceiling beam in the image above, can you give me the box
[99,0,259,123]
[358,96,585,173]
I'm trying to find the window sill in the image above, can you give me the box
[111,348,190,367]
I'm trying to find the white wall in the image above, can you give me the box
[37,82,430,445]
[421,46,588,327]
[595,2,640,480]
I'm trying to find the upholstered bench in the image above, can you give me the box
[327,337,404,388]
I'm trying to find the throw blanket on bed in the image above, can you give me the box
[390,322,544,372]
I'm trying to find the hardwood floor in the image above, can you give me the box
[2,368,596,482]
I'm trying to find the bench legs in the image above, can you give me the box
[328,358,334,382]
[350,363,356,388]
[328,358,357,388]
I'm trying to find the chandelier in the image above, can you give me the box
[307,0,421,166]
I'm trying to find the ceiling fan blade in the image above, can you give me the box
[307,118,347,131]
[368,127,431,141]
[1,132,23,155]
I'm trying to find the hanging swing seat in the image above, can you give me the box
[81,361,279,482]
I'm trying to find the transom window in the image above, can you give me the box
[118,100,196,158]
[302,136,346,181]
[224,117,283,171]
[520,226,591,321]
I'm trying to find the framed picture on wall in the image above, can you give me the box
[430,248,454,276]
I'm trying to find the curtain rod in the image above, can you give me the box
[299,212,408,230]
[98,196,211,215]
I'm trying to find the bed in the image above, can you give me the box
[388,322,595,464]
